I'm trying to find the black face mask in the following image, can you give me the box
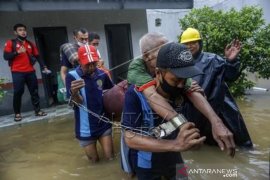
[160,76,183,98]
[17,35,27,41]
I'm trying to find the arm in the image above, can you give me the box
[124,122,205,152]
[122,88,205,152]
[30,41,47,70]
[224,59,240,81]
[143,85,177,120]
[224,39,242,81]
[60,53,73,86]
[187,91,235,157]
[61,66,68,86]
[3,40,19,61]
[35,55,46,69]
[127,59,178,120]
[143,79,204,121]
[65,73,83,104]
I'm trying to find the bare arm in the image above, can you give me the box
[187,92,235,157]
[124,122,205,152]
[60,66,69,86]
[143,86,177,120]
[224,39,242,81]
[143,82,205,121]
[70,79,84,104]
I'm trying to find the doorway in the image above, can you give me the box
[105,24,133,83]
[33,27,68,106]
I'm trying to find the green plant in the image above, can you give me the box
[0,78,5,102]
[179,6,270,97]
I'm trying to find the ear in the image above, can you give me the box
[155,68,163,82]
[142,54,148,62]
[155,67,160,75]
[14,31,18,36]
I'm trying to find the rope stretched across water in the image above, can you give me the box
[70,99,152,137]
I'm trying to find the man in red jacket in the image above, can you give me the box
[3,23,50,121]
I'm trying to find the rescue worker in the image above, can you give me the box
[180,27,253,147]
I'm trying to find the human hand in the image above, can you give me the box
[224,39,242,61]
[42,67,52,74]
[17,46,26,54]
[174,122,206,152]
[212,120,235,157]
[70,79,85,95]
[71,57,79,66]
[189,80,205,97]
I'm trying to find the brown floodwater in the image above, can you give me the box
[0,92,269,180]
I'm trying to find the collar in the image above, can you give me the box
[75,66,99,78]
[136,80,156,92]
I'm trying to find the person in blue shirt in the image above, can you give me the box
[66,44,114,163]
[121,43,207,179]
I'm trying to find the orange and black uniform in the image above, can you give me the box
[3,38,45,114]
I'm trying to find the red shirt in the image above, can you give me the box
[4,39,39,72]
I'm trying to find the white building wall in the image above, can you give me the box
[146,0,269,43]
[211,0,270,24]
[0,10,148,82]
[146,9,190,42]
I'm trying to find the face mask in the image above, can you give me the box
[17,35,27,41]
[160,76,183,98]
[77,41,87,47]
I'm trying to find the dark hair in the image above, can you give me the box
[73,28,88,36]
[89,32,100,42]
[13,23,27,31]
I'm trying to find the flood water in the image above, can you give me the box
[0,93,269,180]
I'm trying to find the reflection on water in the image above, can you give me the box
[0,93,269,180]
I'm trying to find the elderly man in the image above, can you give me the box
[127,32,235,157]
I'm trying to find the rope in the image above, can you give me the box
[70,99,153,137]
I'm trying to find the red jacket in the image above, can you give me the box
[4,39,39,72]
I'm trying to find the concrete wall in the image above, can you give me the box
[146,9,190,42]
[0,10,148,115]
[211,0,270,24]
[146,0,270,42]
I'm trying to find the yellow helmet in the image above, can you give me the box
[180,28,201,43]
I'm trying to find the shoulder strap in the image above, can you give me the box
[133,88,154,129]
[11,39,35,55]
[11,39,17,53]
[26,40,35,55]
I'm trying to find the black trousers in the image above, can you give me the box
[12,71,40,114]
